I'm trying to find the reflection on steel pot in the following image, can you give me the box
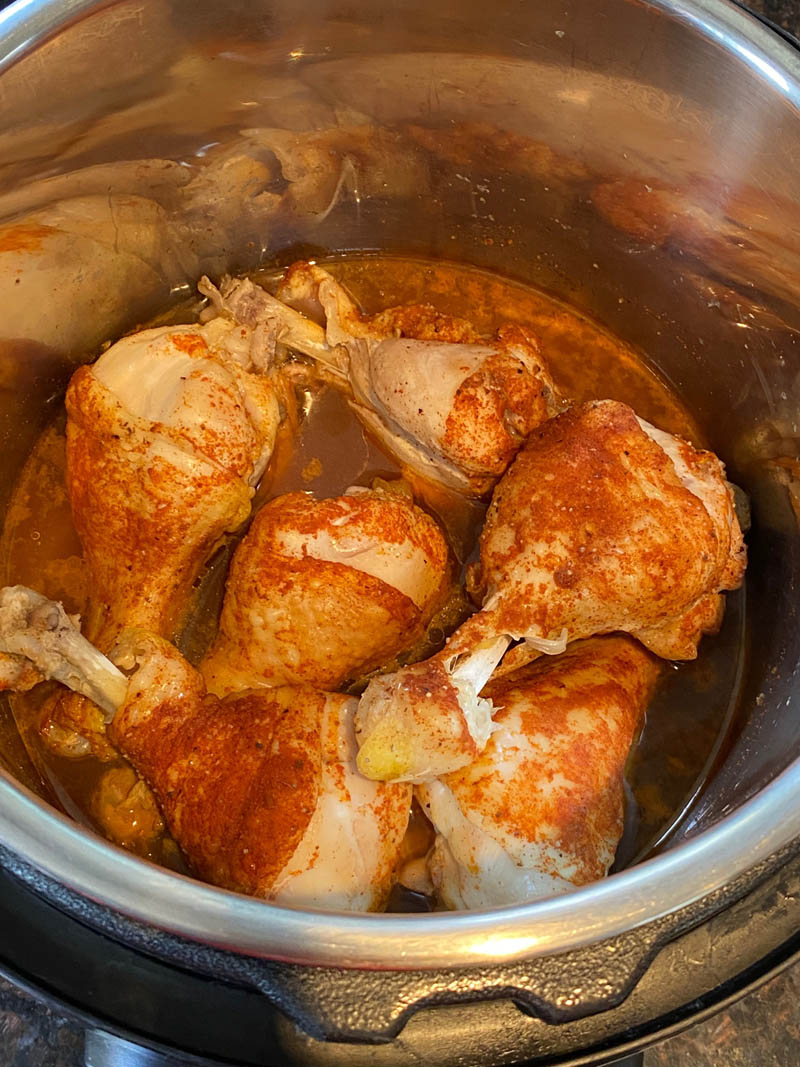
[0,0,800,1062]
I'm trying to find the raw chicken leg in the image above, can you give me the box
[0,588,410,910]
[417,637,659,909]
[355,400,746,783]
[202,486,452,696]
[202,261,558,494]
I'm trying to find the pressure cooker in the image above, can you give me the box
[1,0,800,1062]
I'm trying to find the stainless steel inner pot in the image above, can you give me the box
[0,0,799,986]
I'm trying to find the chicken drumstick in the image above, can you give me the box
[38,313,283,756]
[202,486,452,696]
[202,261,558,494]
[355,400,746,782]
[0,588,410,910]
[417,636,659,909]
[67,316,281,640]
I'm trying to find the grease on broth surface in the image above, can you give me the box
[0,255,744,900]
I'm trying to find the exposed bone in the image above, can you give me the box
[0,587,126,719]
[200,268,557,495]
[198,275,343,373]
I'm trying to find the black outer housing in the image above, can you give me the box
[3,838,800,1066]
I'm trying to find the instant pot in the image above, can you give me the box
[1,0,800,1062]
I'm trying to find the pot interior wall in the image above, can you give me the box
[0,0,799,850]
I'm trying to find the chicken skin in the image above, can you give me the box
[202,261,558,494]
[112,633,410,908]
[460,399,746,664]
[91,764,171,863]
[354,636,509,784]
[417,637,659,909]
[355,400,746,783]
[202,487,451,697]
[67,316,281,641]
[37,314,282,757]
[0,589,411,910]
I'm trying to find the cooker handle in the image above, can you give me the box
[235,835,793,1045]
[237,923,670,1043]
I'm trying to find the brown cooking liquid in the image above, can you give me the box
[0,255,746,903]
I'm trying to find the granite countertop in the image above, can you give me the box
[748,0,799,32]
[3,962,800,1067]
[2,1,800,1065]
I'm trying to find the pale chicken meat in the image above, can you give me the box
[0,589,411,910]
[417,637,660,909]
[355,399,746,783]
[354,636,509,784]
[201,487,451,696]
[202,260,558,494]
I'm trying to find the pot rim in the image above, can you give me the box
[1,0,800,970]
[2,751,800,969]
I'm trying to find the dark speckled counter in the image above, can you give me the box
[2,1,800,1065]
[749,0,800,34]
[646,958,800,1066]
[0,978,82,1067]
